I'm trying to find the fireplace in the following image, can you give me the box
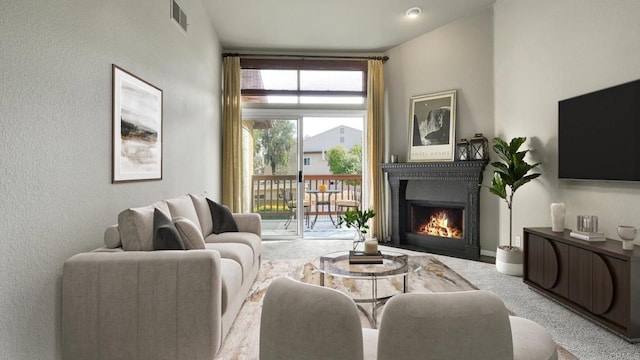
[409,201,464,239]
[381,161,487,260]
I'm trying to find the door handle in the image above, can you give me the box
[298,171,303,183]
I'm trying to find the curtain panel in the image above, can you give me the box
[222,56,243,212]
[366,59,387,242]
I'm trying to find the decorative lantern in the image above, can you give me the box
[455,138,469,161]
[469,133,489,160]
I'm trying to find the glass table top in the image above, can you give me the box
[311,250,409,279]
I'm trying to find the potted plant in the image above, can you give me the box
[486,137,541,276]
[338,207,376,251]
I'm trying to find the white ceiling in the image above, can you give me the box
[202,0,497,53]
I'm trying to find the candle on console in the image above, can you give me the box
[364,240,378,255]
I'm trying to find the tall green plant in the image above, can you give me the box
[487,137,541,249]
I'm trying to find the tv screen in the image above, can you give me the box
[558,79,640,181]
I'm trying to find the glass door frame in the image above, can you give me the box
[244,107,367,239]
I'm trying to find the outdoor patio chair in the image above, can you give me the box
[279,189,310,229]
[336,187,361,216]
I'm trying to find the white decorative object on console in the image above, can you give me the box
[550,203,565,232]
[617,225,638,250]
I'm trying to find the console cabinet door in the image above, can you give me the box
[591,253,614,315]
[568,247,621,324]
[550,241,569,298]
[526,234,544,286]
[596,255,629,329]
[526,234,568,297]
[568,246,593,310]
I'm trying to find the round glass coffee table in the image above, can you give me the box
[311,250,409,328]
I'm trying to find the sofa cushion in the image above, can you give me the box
[174,217,206,250]
[205,243,255,280]
[189,193,214,236]
[205,231,262,259]
[153,209,186,250]
[207,199,238,234]
[165,195,201,229]
[118,201,171,251]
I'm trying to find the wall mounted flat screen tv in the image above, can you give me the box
[558,79,640,181]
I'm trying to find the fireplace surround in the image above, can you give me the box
[381,161,488,260]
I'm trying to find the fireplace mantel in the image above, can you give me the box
[381,161,488,260]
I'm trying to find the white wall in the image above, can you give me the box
[0,1,221,358]
[384,8,498,252]
[494,0,640,246]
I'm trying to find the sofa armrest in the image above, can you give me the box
[232,213,262,237]
[62,250,224,360]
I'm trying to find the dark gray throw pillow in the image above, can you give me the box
[153,208,186,250]
[207,198,239,234]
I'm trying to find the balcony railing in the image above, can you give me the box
[251,174,362,220]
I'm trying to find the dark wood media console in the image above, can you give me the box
[523,227,640,342]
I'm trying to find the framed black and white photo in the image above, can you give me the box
[408,90,456,162]
[112,65,163,183]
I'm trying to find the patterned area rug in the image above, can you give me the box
[215,255,576,360]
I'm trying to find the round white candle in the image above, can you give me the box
[364,240,378,255]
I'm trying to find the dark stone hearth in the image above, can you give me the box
[381,161,488,260]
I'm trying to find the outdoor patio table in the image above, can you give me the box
[306,189,341,229]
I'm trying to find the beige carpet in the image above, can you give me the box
[215,255,576,359]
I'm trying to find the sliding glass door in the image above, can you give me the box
[244,117,304,238]
[301,116,364,239]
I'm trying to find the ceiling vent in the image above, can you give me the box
[171,0,188,33]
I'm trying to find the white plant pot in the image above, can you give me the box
[496,246,523,276]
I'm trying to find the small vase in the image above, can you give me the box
[617,225,637,250]
[353,232,365,251]
[550,203,566,232]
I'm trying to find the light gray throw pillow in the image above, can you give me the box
[174,217,206,250]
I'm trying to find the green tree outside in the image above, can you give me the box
[326,144,362,178]
[254,121,295,175]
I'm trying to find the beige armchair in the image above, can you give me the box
[377,290,558,360]
[260,276,378,360]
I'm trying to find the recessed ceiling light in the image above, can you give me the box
[405,7,422,18]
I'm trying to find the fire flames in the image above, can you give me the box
[417,211,463,238]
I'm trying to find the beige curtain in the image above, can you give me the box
[222,56,243,212]
[366,59,387,241]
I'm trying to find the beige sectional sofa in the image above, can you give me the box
[62,193,262,360]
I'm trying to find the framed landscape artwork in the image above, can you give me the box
[408,90,457,162]
[112,65,163,183]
